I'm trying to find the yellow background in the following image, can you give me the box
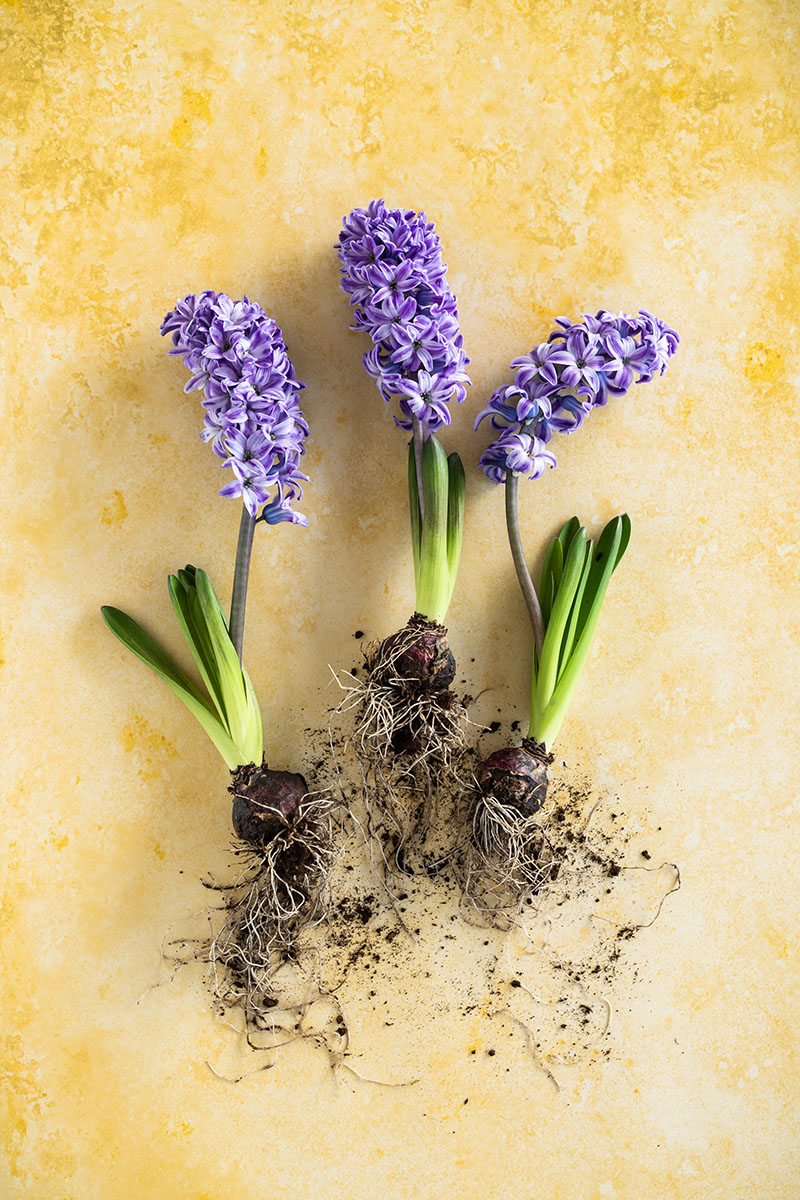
[3,0,798,1196]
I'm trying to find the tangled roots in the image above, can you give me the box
[171,789,339,1037]
[460,789,564,928]
[460,741,559,926]
[333,614,469,873]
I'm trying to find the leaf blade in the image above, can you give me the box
[536,526,587,711]
[101,605,245,769]
[167,573,229,727]
[536,517,625,746]
[408,441,422,595]
[444,451,465,613]
[193,569,250,750]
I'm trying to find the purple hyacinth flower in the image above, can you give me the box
[337,199,470,435]
[162,291,309,526]
[260,492,310,527]
[601,331,657,393]
[219,470,277,517]
[473,380,554,434]
[510,343,561,390]
[477,308,679,484]
[362,295,418,344]
[390,318,446,372]
[479,429,556,484]
[394,369,457,431]
[547,327,605,398]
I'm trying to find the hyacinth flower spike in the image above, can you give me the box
[102,292,335,1031]
[336,200,470,864]
[472,309,678,840]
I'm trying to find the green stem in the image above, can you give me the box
[416,435,450,624]
[229,504,256,662]
[505,470,545,658]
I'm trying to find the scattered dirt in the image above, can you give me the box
[288,708,681,1085]
[163,672,679,1085]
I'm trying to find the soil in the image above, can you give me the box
[274,706,682,1085]
[167,649,679,1084]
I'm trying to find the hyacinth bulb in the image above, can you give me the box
[380,618,456,693]
[478,743,551,815]
[230,763,310,847]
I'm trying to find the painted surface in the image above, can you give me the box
[2,0,798,1196]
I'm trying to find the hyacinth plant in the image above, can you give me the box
[335,200,471,869]
[467,309,679,910]
[102,292,336,1031]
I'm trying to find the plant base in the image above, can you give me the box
[170,766,337,1040]
[461,740,557,927]
[478,738,553,815]
[334,614,468,876]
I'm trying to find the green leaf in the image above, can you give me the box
[539,537,563,627]
[531,516,627,747]
[535,526,588,711]
[573,514,631,646]
[241,664,264,765]
[168,573,228,727]
[408,442,422,594]
[445,452,465,612]
[556,537,594,681]
[193,569,250,750]
[101,605,245,770]
[558,516,582,560]
[614,512,632,568]
[416,435,451,624]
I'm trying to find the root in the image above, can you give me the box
[168,789,342,1046]
[331,617,470,876]
[459,787,566,929]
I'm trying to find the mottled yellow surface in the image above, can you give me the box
[2,0,799,1196]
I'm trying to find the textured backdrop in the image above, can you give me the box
[2,1,798,1197]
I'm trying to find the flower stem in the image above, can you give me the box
[229,504,256,662]
[412,416,426,523]
[505,470,545,658]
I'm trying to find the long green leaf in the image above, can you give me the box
[101,606,245,770]
[168,573,228,727]
[178,565,261,761]
[614,512,632,569]
[539,537,563,627]
[536,526,588,710]
[557,537,594,682]
[573,514,631,646]
[241,664,264,764]
[194,569,250,750]
[533,517,625,746]
[408,442,422,594]
[558,516,582,561]
[444,451,465,612]
[416,435,450,624]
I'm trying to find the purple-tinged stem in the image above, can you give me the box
[229,504,256,662]
[505,470,545,658]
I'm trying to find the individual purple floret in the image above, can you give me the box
[476,309,679,483]
[479,430,557,484]
[161,291,309,523]
[337,199,470,433]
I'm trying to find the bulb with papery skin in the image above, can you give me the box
[230,763,310,846]
[478,741,552,815]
